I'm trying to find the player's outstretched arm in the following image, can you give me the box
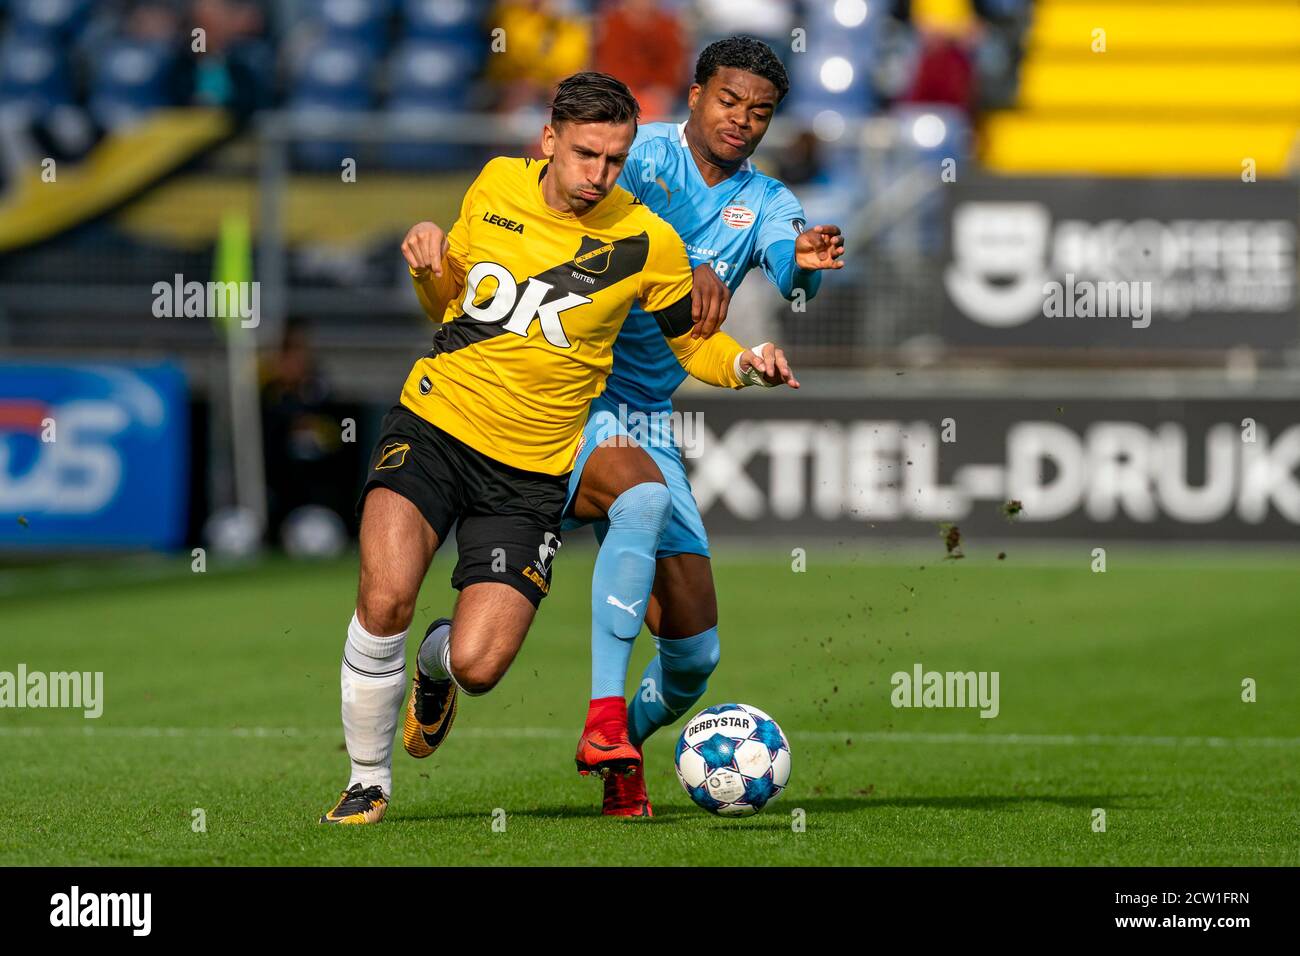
[402,220,466,320]
[658,300,798,390]
[794,224,846,273]
[760,223,846,303]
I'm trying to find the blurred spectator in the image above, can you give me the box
[185,0,275,118]
[594,0,686,120]
[902,30,975,117]
[775,128,825,187]
[260,319,352,536]
[485,0,590,112]
[126,1,184,44]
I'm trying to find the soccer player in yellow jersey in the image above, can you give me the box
[320,72,797,824]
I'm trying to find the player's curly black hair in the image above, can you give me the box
[694,36,790,102]
[550,71,640,127]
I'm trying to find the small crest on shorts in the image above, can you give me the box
[376,442,411,470]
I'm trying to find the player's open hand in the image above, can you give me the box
[402,221,449,278]
[690,262,731,339]
[794,224,845,272]
[739,342,800,389]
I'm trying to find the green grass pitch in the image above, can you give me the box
[1,545,1297,866]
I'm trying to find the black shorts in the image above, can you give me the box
[357,405,568,606]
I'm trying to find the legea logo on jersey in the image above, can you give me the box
[721,205,756,230]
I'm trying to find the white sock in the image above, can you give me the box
[341,612,407,798]
[416,620,451,680]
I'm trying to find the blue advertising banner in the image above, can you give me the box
[0,362,188,550]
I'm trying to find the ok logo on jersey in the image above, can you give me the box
[461,261,590,348]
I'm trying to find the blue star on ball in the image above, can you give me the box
[697,733,738,773]
[742,771,778,810]
[749,717,786,759]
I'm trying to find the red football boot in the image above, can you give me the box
[575,696,642,778]
[603,755,654,817]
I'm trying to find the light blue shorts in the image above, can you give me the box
[562,397,710,558]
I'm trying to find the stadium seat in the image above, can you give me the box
[316,0,393,54]
[88,38,182,131]
[387,40,477,110]
[384,41,481,170]
[983,0,1300,175]
[6,0,91,42]
[0,37,74,114]
[400,0,482,43]
[787,4,880,119]
[1028,1,1300,54]
[290,39,378,169]
[292,38,376,111]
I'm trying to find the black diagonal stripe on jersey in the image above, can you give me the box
[426,232,652,360]
[426,309,512,358]
[532,231,650,298]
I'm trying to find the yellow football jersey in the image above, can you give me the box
[401,156,745,475]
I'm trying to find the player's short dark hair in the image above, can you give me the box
[550,72,640,128]
[694,35,790,102]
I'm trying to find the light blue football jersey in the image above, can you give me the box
[601,121,811,412]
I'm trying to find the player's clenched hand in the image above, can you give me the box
[739,342,800,389]
[794,224,845,272]
[402,221,449,278]
[690,262,731,339]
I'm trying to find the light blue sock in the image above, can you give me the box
[589,482,672,700]
[628,627,720,747]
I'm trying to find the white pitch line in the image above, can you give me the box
[0,726,1297,748]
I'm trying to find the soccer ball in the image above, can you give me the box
[675,703,791,816]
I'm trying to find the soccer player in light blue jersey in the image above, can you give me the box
[564,37,844,815]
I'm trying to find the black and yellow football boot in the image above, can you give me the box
[402,618,459,759]
[319,783,388,825]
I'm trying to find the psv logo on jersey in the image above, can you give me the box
[721,205,756,229]
[460,260,591,348]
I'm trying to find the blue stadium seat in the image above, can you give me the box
[290,39,377,169]
[7,0,91,42]
[384,41,480,170]
[316,0,393,53]
[787,5,880,119]
[0,37,74,114]
[387,40,477,110]
[400,0,481,42]
[88,38,181,130]
[291,37,376,111]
